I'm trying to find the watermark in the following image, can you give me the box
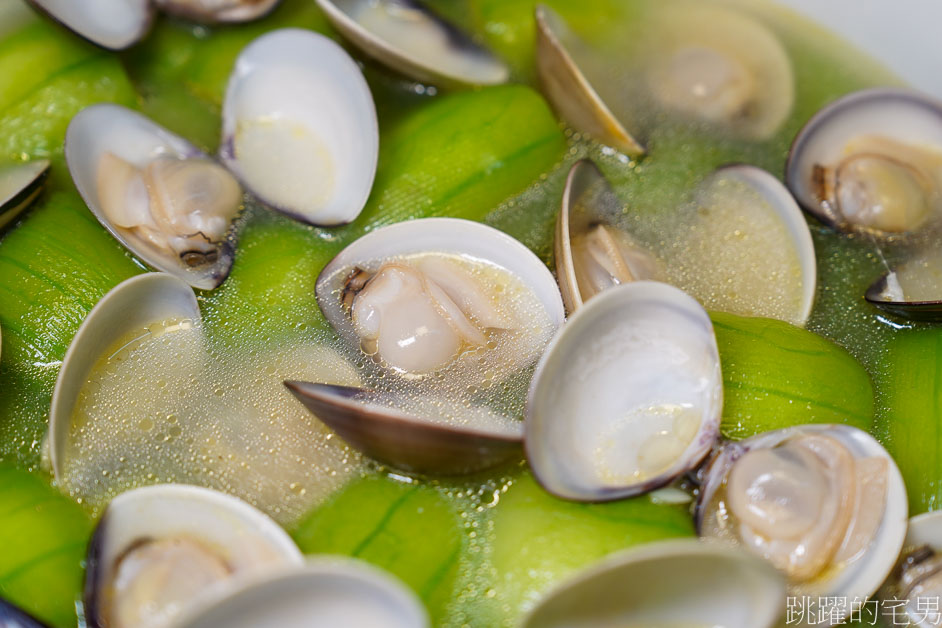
[785,595,942,625]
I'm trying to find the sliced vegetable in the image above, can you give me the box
[0,466,92,628]
[712,312,874,439]
[292,475,463,624]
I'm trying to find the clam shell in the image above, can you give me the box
[526,281,723,501]
[0,160,49,230]
[85,484,303,628]
[0,598,49,628]
[175,558,429,628]
[865,271,942,321]
[65,104,238,290]
[786,87,942,233]
[155,0,282,23]
[696,424,908,625]
[316,217,565,353]
[47,273,202,479]
[316,0,509,88]
[522,539,785,628]
[285,381,522,475]
[220,28,378,226]
[25,0,153,50]
[534,5,644,157]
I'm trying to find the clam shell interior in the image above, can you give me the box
[526,281,722,501]
[221,28,378,226]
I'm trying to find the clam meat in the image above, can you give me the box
[66,104,242,290]
[787,88,942,235]
[697,424,908,624]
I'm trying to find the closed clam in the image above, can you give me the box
[66,104,242,290]
[25,0,153,49]
[316,0,509,88]
[697,424,908,626]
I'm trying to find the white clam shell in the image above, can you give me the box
[526,281,723,501]
[47,273,202,479]
[522,539,785,628]
[316,217,565,349]
[66,104,237,290]
[155,0,282,24]
[175,558,429,628]
[26,0,152,50]
[316,0,509,88]
[221,28,379,226]
[697,424,908,626]
[85,484,303,628]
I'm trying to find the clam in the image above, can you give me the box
[0,160,49,230]
[154,0,281,23]
[316,0,509,88]
[865,247,942,321]
[523,539,785,628]
[534,5,644,157]
[285,382,523,475]
[315,217,564,380]
[66,104,242,290]
[555,159,661,313]
[25,0,153,50]
[526,281,723,501]
[786,88,942,235]
[47,273,202,480]
[84,484,303,628]
[220,28,378,226]
[297,218,564,474]
[697,424,908,625]
[175,558,428,628]
[882,512,942,627]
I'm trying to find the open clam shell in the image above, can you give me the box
[522,539,785,628]
[25,0,153,50]
[47,273,202,479]
[285,382,522,475]
[534,5,644,157]
[176,558,428,628]
[66,104,241,290]
[221,28,378,226]
[316,217,565,378]
[316,0,508,88]
[0,598,50,628]
[786,88,942,236]
[0,160,49,230]
[882,512,942,627]
[554,159,660,313]
[85,484,303,628]
[526,281,723,502]
[696,424,908,626]
[865,268,942,321]
[155,0,282,23]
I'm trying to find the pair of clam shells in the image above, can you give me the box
[66,27,379,290]
[83,484,428,628]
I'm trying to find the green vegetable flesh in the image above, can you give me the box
[0,465,92,628]
[712,312,875,439]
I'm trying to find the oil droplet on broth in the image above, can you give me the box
[62,317,364,525]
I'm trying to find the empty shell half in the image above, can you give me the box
[221,28,379,226]
[316,0,509,88]
[526,281,723,501]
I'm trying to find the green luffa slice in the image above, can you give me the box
[876,328,942,515]
[0,465,92,628]
[292,475,463,625]
[712,312,874,439]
